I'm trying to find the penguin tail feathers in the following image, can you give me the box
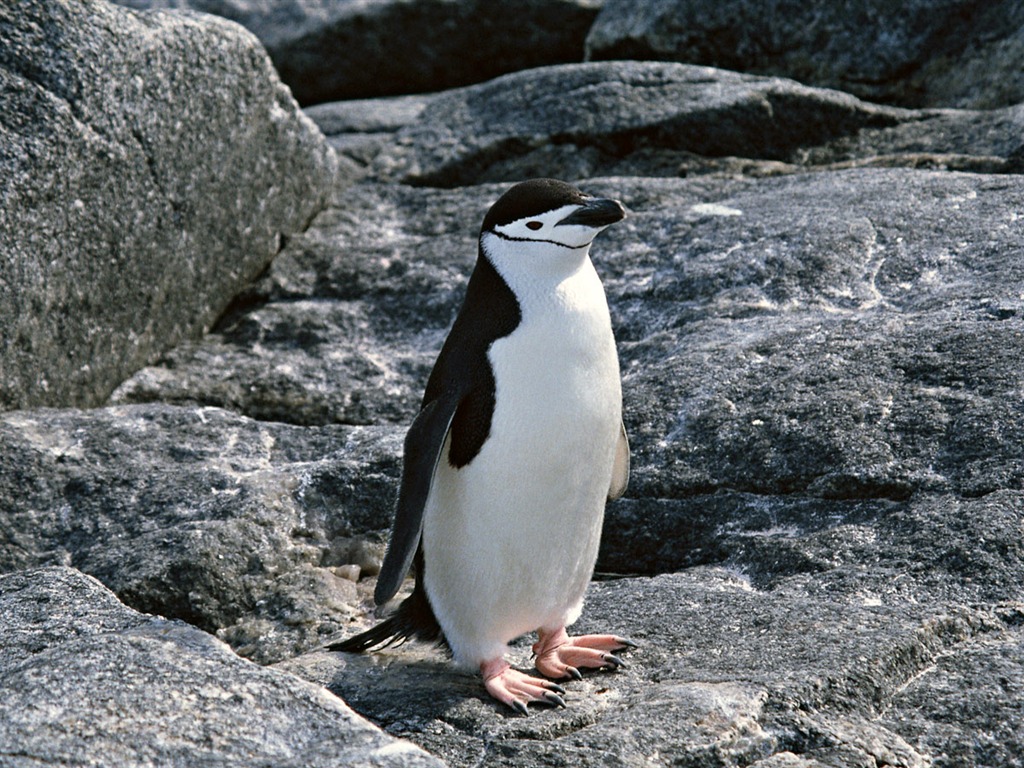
[326,588,446,655]
[327,615,407,654]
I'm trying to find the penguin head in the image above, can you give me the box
[479,179,625,282]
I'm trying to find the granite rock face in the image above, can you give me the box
[0,566,442,767]
[3,1,1024,766]
[111,0,1024,111]
[586,0,1024,109]
[111,0,603,104]
[0,0,337,411]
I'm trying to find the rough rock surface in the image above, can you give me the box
[111,0,603,104]
[0,0,337,411]
[0,566,442,767]
[586,0,1024,109]
[281,569,1023,767]
[366,62,912,187]
[3,1,1024,766]
[303,62,1024,186]
[0,404,401,665]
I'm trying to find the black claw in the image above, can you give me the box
[546,681,566,694]
[615,636,639,649]
[566,666,583,681]
[544,692,567,708]
[511,699,530,716]
[602,653,625,669]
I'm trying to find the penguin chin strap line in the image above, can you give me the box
[489,231,594,250]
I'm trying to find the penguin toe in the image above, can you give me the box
[601,653,626,669]
[569,633,637,652]
[533,629,636,678]
[544,691,567,708]
[481,659,569,714]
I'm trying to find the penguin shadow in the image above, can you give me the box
[291,637,629,740]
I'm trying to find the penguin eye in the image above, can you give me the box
[526,221,543,231]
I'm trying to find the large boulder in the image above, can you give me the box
[0,566,442,767]
[586,0,1024,109]
[111,0,603,104]
[0,0,338,411]
[111,168,1024,512]
[303,62,1024,186]
[365,61,911,186]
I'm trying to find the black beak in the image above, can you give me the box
[556,197,626,228]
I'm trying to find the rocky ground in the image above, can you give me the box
[2,1,1023,766]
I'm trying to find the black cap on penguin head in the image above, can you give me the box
[481,179,590,233]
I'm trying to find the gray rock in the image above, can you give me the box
[114,171,1024,515]
[601,171,1024,504]
[586,0,1024,109]
[0,403,401,664]
[280,568,1022,767]
[4,23,1024,766]
[0,0,338,411]
[305,94,434,176]
[111,183,482,425]
[370,61,912,186]
[0,566,442,767]
[43,170,1024,700]
[320,61,1024,187]
[111,0,603,104]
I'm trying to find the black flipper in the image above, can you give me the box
[330,244,522,657]
[373,392,461,606]
[373,254,521,606]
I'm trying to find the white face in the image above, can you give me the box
[481,202,615,296]
[490,204,602,250]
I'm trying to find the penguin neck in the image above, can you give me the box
[479,233,593,302]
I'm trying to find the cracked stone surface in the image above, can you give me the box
[587,0,1024,110]
[0,567,442,767]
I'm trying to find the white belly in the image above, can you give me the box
[422,260,622,666]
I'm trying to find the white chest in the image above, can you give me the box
[487,257,621,438]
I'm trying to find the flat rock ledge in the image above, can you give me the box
[281,569,1023,767]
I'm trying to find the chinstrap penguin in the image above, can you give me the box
[329,178,633,713]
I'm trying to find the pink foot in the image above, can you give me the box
[532,627,636,680]
[481,658,566,715]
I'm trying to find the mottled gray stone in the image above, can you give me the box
[0,404,399,664]
[3,16,1024,765]
[305,94,434,175]
[88,169,1024,768]
[311,61,1024,188]
[111,183,480,426]
[0,0,338,411]
[370,61,911,186]
[111,0,603,104]
[114,171,1024,515]
[281,568,1019,767]
[0,566,443,768]
[586,0,1024,109]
